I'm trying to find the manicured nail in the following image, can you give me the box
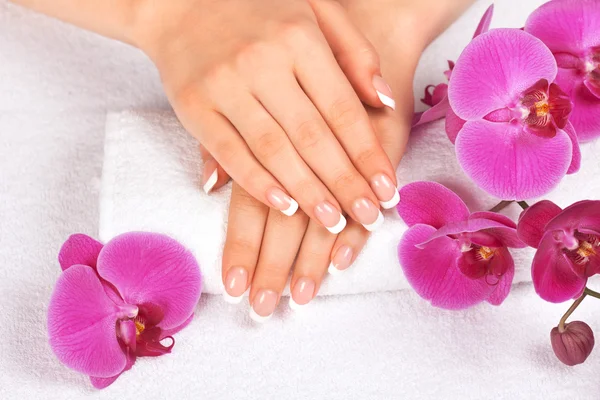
[314,201,346,234]
[328,245,353,275]
[370,173,400,209]
[373,75,396,110]
[289,277,316,310]
[223,266,248,304]
[352,198,384,232]
[202,159,218,194]
[266,187,298,216]
[249,289,279,323]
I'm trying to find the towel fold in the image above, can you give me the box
[100,111,598,295]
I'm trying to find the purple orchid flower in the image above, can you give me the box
[448,28,581,200]
[413,5,493,128]
[525,0,600,142]
[517,200,600,303]
[397,181,526,310]
[48,232,202,389]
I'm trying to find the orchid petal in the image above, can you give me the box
[96,232,202,330]
[470,211,517,229]
[398,224,493,310]
[473,4,494,38]
[397,181,470,229]
[532,232,587,303]
[418,218,520,249]
[444,106,465,144]
[449,29,557,121]
[525,0,600,54]
[90,350,136,389]
[517,200,563,248]
[48,265,129,378]
[58,234,103,271]
[118,320,137,352]
[562,121,581,174]
[455,120,572,200]
[413,96,449,127]
[546,201,600,233]
[160,313,194,339]
[486,247,515,306]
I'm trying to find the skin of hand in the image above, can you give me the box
[9,0,400,233]
[221,0,476,318]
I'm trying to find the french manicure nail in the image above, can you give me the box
[266,187,298,216]
[373,75,396,110]
[249,289,279,323]
[328,245,354,275]
[289,277,316,310]
[352,198,384,232]
[314,201,346,234]
[223,266,248,304]
[202,159,218,194]
[370,173,400,209]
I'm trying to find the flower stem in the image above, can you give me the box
[517,201,529,210]
[558,292,587,333]
[489,200,513,212]
[584,287,600,299]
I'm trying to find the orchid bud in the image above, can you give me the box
[550,321,595,366]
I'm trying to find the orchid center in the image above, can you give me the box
[458,243,506,284]
[134,317,145,336]
[515,79,572,137]
[477,246,495,261]
[563,232,600,276]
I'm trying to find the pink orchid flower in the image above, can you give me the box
[517,200,600,303]
[525,0,600,142]
[448,28,581,200]
[397,181,526,309]
[413,5,493,128]
[48,232,202,389]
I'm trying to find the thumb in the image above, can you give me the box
[307,0,395,110]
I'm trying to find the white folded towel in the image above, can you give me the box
[98,110,599,296]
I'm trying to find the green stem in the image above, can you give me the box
[489,200,513,213]
[558,292,586,333]
[517,201,529,210]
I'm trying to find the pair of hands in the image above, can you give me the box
[132,0,428,319]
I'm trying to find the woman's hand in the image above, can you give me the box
[131,0,402,233]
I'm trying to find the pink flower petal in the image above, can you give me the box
[445,106,465,144]
[555,68,600,142]
[397,181,470,229]
[58,234,103,271]
[517,200,563,248]
[525,0,600,55]
[532,232,587,303]
[546,200,600,232]
[473,4,494,38]
[413,96,450,127]
[96,232,202,330]
[449,29,557,121]
[455,120,572,200]
[48,265,129,378]
[160,313,194,339]
[562,122,581,174]
[418,218,523,249]
[90,349,136,389]
[398,224,493,310]
[486,247,515,306]
[470,211,516,229]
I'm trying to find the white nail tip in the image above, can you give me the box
[288,296,304,311]
[379,190,400,209]
[281,199,299,216]
[222,291,243,304]
[376,91,396,110]
[326,214,347,234]
[328,262,344,276]
[249,307,272,323]
[203,169,218,194]
[362,210,384,232]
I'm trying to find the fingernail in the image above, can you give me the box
[223,266,248,304]
[373,75,396,110]
[266,187,298,216]
[328,245,353,275]
[314,201,347,234]
[202,159,218,194]
[289,277,316,310]
[249,289,279,323]
[370,173,400,209]
[352,198,384,232]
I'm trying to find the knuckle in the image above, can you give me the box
[279,19,315,46]
[252,130,286,161]
[225,235,257,257]
[327,98,361,131]
[235,41,273,69]
[172,84,204,112]
[293,120,323,151]
[354,147,379,169]
[333,170,360,191]
[357,45,380,69]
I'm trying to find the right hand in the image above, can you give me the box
[133,0,400,233]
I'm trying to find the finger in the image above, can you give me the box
[327,219,369,275]
[250,73,384,232]
[199,144,231,193]
[292,32,400,211]
[289,219,336,308]
[307,0,395,110]
[211,89,349,233]
[222,183,269,303]
[249,208,309,322]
